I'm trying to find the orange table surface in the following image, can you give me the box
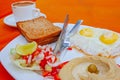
[0,0,120,80]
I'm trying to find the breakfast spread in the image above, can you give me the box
[59,56,120,80]
[70,26,120,58]
[9,17,120,80]
[17,17,62,45]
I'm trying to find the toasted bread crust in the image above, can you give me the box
[17,17,61,45]
[37,37,58,45]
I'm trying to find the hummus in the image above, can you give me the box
[59,56,120,80]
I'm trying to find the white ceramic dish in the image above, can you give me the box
[3,13,46,27]
[0,23,120,80]
[3,14,16,27]
[0,23,83,80]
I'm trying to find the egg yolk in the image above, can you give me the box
[79,28,93,37]
[100,32,119,45]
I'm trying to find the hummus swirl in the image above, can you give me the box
[59,56,120,80]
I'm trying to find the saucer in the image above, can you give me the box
[3,13,47,27]
[3,14,16,27]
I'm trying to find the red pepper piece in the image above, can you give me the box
[37,47,42,52]
[32,47,41,59]
[42,71,50,77]
[39,59,47,69]
[44,51,50,57]
[47,58,52,63]
[22,55,28,64]
[117,64,120,67]
[56,61,68,69]
[47,55,57,63]
[53,74,61,80]
[51,67,58,76]
[67,47,72,50]
[32,51,39,59]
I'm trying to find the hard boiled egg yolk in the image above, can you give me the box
[100,32,119,45]
[79,28,93,37]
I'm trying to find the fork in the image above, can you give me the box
[63,20,83,49]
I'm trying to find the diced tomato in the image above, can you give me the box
[32,47,41,59]
[117,64,120,67]
[44,51,50,57]
[56,61,68,69]
[52,67,58,72]
[35,46,65,80]
[22,56,28,60]
[47,58,52,63]
[42,71,50,77]
[47,55,57,63]
[22,56,28,64]
[67,47,72,50]
[32,51,39,59]
[51,67,58,76]
[51,67,60,80]
[39,59,47,69]
[37,47,42,52]
[53,74,61,80]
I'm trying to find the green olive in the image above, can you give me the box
[88,64,99,74]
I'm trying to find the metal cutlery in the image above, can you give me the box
[53,14,69,56]
[53,14,83,57]
[59,20,83,60]
[63,20,83,49]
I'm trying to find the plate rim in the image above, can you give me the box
[3,13,47,27]
[3,14,17,27]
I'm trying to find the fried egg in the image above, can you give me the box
[70,25,120,58]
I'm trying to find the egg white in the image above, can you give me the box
[70,25,120,57]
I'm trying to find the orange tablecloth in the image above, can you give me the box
[0,0,120,80]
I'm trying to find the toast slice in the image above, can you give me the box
[37,37,59,45]
[17,17,61,45]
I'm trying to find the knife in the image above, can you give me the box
[67,20,83,37]
[63,20,83,48]
[53,14,69,56]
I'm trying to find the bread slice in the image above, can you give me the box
[37,37,58,45]
[17,17,61,45]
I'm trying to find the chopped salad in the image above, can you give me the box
[10,41,68,80]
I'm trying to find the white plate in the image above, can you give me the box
[3,13,46,27]
[0,23,120,80]
[3,14,16,27]
[0,23,83,80]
